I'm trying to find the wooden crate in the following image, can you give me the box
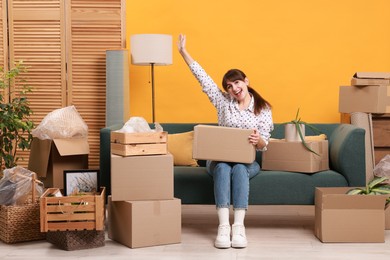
[40,187,105,232]
[110,131,168,156]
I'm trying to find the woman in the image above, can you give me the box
[177,34,273,249]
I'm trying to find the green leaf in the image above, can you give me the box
[368,176,389,189]
[347,188,364,195]
[370,188,390,194]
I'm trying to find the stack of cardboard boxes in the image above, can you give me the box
[107,130,181,248]
[339,72,390,114]
[314,72,390,243]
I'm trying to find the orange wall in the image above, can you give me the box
[126,1,390,124]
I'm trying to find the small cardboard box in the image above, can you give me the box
[261,139,329,173]
[107,196,181,248]
[110,153,173,201]
[315,187,386,243]
[110,131,168,156]
[28,137,89,189]
[339,85,390,113]
[192,125,255,164]
[351,72,390,86]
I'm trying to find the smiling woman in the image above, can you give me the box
[127,0,390,123]
[176,33,274,249]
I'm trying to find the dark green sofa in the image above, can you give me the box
[100,123,366,205]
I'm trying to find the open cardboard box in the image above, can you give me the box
[315,187,387,243]
[28,137,89,189]
[261,139,329,173]
[351,72,390,86]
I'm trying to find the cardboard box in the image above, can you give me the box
[107,196,181,248]
[315,187,386,243]
[386,205,390,230]
[351,72,390,86]
[339,85,390,113]
[110,131,168,156]
[192,125,255,164]
[110,153,173,201]
[28,137,89,189]
[261,139,329,173]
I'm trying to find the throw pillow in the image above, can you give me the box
[168,131,198,166]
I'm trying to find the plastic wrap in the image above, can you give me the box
[117,117,163,133]
[373,154,390,184]
[31,106,88,140]
[0,166,44,206]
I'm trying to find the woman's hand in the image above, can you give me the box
[249,129,266,149]
[177,34,194,65]
[177,34,186,53]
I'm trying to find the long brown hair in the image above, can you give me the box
[222,69,271,115]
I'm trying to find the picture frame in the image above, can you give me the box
[63,169,99,196]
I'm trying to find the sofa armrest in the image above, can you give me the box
[328,124,366,187]
[100,124,123,196]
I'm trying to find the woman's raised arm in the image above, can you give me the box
[177,34,195,66]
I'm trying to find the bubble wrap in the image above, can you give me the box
[31,106,88,140]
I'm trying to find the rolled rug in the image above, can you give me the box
[350,112,375,183]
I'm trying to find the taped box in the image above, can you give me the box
[110,131,168,156]
[110,153,173,201]
[107,196,181,248]
[339,85,390,114]
[193,125,255,164]
[315,187,387,243]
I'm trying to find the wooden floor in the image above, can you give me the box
[1,205,389,259]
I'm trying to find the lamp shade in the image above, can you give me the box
[130,34,172,65]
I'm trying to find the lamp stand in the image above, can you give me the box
[151,63,155,123]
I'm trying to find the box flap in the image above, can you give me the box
[53,138,89,156]
[316,187,387,210]
[354,72,390,79]
[28,137,53,178]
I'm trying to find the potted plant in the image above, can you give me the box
[276,108,323,155]
[0,61,34,172]
[347,176,390,205]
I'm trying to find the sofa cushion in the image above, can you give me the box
[168,131,198,166]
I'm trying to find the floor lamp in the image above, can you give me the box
[130,34,172,123]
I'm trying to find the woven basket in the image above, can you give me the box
[0,173,45,243]
[46,230,105,251]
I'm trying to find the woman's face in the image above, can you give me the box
[225,78,250,103]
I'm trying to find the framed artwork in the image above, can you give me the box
[63,169,99,196]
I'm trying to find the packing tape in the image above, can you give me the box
[350,112,375,183]
[153,201,161,216]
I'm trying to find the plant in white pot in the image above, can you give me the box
[277,108,323,155]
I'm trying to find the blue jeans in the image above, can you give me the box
[206,160,260,210]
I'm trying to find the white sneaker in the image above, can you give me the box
[231,224,247,248]
[214,224,231,249]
